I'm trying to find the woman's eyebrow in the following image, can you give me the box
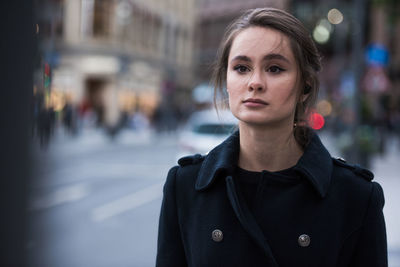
[230,55,251,63]
[263,53,290,63]
[230,53,290,64]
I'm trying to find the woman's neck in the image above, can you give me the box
[238,123,304,172]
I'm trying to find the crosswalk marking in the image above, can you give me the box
[30,183,89,210]
[91,182,164,222]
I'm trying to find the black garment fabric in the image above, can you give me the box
[235,166,301,215]
[156,131,387,267]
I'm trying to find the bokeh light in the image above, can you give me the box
[327,8,344,25]
[313,19,332,44]
[309,112,325,130]
[317,100,333,117]
[313,26,330,44]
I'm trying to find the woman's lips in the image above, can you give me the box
[243,98,268,107]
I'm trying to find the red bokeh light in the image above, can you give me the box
[309,112,325,130]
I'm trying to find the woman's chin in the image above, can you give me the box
[237,116,293,129]
[238,118,274,127]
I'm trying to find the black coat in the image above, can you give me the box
[156,131,387,267]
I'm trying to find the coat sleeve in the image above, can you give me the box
[350,181,388,267]
[156,166,187,267]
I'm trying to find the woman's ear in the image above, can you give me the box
[304,84,311,94]
[301,84,311,102]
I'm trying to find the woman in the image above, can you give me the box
[156,8,387,267]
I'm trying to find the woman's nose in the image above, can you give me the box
[248,72,265,92]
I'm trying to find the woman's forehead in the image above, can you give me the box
[229,26,294,61]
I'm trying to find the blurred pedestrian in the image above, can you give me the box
[130,110,149,131]
[62,102,77,135]
[156,8,387,267]
[37,106,55,148]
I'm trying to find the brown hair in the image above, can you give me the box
[212,7,321,148]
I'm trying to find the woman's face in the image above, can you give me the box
[227,26,300,128]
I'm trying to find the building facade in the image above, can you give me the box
[36,0,196,129]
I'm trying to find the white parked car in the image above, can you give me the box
[177,109,238,159]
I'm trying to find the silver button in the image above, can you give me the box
[298,234,310,247]
[211,229,223,242]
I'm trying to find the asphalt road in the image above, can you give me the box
[28,129,177,267]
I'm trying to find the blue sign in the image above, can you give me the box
[45,51,60,67]
[366,43,389,67]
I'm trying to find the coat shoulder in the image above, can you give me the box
[172,154,205,185]
[165,154,205,197]
[332,157,374,182]
[177,154,205,167]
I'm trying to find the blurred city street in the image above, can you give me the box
[27,128,400,267]
[28,128,177,267]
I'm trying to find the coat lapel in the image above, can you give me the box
[195,131,239,191]
[226,175,279,266]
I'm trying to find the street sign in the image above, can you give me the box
[366,43,389,67]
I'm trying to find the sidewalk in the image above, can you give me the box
[371,137,400,266]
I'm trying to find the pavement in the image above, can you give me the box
[367,137,400,267]
[28,127,177,267]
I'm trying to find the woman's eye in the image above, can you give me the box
[233,65,249,73]
[268,66,284,73]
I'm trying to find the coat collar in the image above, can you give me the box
[195,130,332,198]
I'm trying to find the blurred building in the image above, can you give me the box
[36,0,196,129]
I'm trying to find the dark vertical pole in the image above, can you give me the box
[0,1,34,266]
[351,0,367,163]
